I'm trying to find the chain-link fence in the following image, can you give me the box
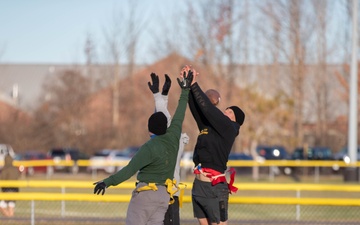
[0,201,359,225]
[1,160,360,224]
[0,179,359,225]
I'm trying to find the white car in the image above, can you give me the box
[112,151,132,171]
[88,149,122,174]
[110,146,139,172]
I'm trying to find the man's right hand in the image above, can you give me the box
[161,74,171,96]
[180,65,197,85]
[93,181,107,195]
[148,73,159,93]
[177,70,193,90]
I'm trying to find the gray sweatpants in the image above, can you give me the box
[126,182,169,225]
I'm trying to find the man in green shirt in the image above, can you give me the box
[93,69,193,225]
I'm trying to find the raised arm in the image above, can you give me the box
[188,89,206,131]
[165,69,194,137]
[148,73,172,126]
[190,82,232,135]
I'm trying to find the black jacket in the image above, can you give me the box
[189,82,240,173]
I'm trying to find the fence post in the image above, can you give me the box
[31,200,35,225]
[269,165,275,181]
[296,190,300,221]
[314,166,319,183]
[61,187,65,217]
[92,168,97,180]
[46,166,53,179]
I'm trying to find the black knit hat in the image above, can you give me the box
[228,106,245,126]
[148,112,167,135]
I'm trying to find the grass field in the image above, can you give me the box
[1,171,359,224]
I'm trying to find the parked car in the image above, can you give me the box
[181,151,254,176]
[228,152,253,160]
[228,152,253,174]
[256,145,288,160]
[291,146,333,160]
[112,146,139,172]
[48,147,89,173]
[0,144,15,170]
[120,146,140,158]
[333,146,360,163]
[332,146,360,172]
[15,151,52,176]
[88,149,122,174]
[285,146,333,177]
[256,145,289,175]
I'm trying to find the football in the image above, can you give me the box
[205,89,221,106]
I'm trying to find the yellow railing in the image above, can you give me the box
[1,159,360,168]
[2,180,360,191]
[1,181,359,206]
[226,160,360,167]
[0,193,359,206]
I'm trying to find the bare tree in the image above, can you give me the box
[0,103,33,152]
[258,0,321,148]
[309,0,332,146]
[178,1,254,150]
[102,0,147,133]
[84,32,97,88]
[335,62,360,147]
[34,69,92,151]
[143,0,346,154]
[179,1,299,154]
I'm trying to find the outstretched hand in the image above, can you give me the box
[162,74,171,96]
[93,181,107,195]
[148,73,159,94]
[180,65,197,85]
[177,70,194,89]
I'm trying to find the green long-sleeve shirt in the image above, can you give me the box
[104,88,189,186]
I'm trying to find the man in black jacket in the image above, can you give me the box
[181,65,245,225]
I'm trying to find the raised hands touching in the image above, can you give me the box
[177,69,194,89]
[148,73,159,94]
[149,67,194,92]
[180,65,197,86]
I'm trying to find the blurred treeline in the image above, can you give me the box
[0,0,358,156]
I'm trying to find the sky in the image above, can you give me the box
[0,1,352,65]
[0,0,182,64]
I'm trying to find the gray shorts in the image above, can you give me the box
[126,182,170,225]
[192,178,229,224]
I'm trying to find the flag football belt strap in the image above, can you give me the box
[136,182,159,192]
[136,179,180,205]
[194,164,238,194]
[165,178,179,205]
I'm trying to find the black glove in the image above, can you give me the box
[93,181,107,195]
[161,74,171,96]
[177,70,194,90]
[148,73,159,93]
